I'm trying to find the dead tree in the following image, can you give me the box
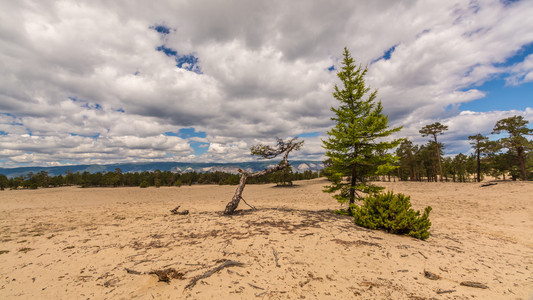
[223,138,303,215]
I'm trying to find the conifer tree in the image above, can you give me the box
[419,122,448,181]
[468,134,489,182]
[322,47,402,209]
[492,115,532,180]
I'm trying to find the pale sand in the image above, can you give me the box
[1,178,532,299]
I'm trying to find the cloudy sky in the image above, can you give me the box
[1,0,532,167]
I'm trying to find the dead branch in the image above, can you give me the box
[272,247,280,267]
[436,289,456,294]
[460,281,489,289]
[185,260,244,289]
[240,197,257,210]
[170,206,189,215]
[248,283,264,290]
[481,182,497,187]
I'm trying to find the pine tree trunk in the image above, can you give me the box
[476,150,481,182]
[517,148,527,181]
[349,164,357,206]
[435,137,443,181]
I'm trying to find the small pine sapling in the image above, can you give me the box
[352,191,432,240]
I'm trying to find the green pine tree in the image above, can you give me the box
[322,47,402,210]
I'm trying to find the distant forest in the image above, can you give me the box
[0,168,320,190]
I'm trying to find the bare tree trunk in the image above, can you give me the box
[224,172,249,215]
[223,142,299,215]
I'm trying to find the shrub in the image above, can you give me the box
[352,191,432,240]
[139,180,149,188]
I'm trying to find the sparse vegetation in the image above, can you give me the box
[0,168,320,190]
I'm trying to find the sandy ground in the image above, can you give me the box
[0,178,532,299]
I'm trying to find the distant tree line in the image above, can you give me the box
[395,115,532,182]
[0,167,320,190]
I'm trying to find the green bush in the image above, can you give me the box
[139,180,149,188]
[352,191,432,240]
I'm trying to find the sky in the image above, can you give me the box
[1,0,532,168]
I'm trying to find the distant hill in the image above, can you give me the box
[0,161,323,178]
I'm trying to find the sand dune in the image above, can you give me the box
[1,178,532,299]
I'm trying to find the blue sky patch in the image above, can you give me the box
[82,103,102,110]
[0,130,7,136]
[297,131,320,138]
[371,44,398,64]
[381,45,397,60]
[150,24,171,35]
[115,108,125,113]
[165,128,209,156]
[156,45,177,57]
[165,127,207,139]
[460,42,533,113]
[189,141,209,156]
[495,42,533,67]
[328,65,335,72]
[176,54,201,74]
[156,45,202,74]
[1,112,23,126]
[70,133,100,139]
[460,79,533,112]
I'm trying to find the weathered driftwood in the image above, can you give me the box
[460,281,489,289]
[170,206,189,215]
[185,260,244,289]
[223,138,302,215]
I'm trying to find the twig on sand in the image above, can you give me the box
[241,197,257,210]
[417,251,428,259]
[436,289,456,294]
[481,182,497,187]
[185,260,244,289]
[248,283,264,290]
[272,247,280,267]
